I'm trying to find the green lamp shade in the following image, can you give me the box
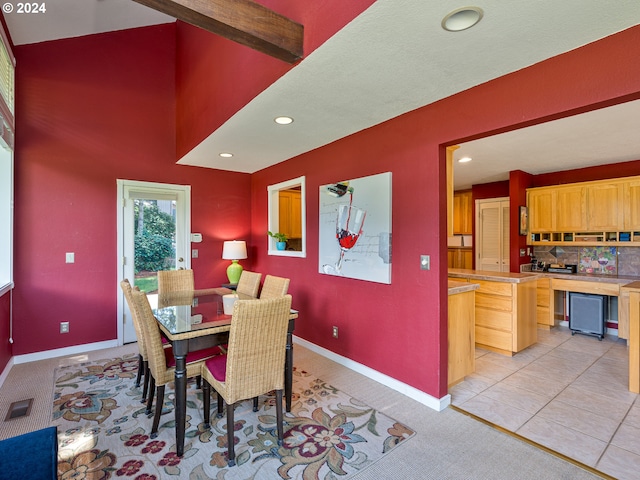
[226,259,243,284]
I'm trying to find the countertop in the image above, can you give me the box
[525,269,640,285]
[448,280,479,295]
[621,281,640,292]
[448,269,540,284]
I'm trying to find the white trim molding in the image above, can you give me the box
[293,336,451,412]
[12,339,119,365]
[0,355,14,390]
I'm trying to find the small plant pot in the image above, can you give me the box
[276,241,286,250]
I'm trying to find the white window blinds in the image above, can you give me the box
[0,38,13,117]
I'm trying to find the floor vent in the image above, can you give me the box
[4,399,33,421]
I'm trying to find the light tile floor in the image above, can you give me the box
[450,326,640,480]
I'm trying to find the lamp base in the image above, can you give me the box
[226,260,243,284]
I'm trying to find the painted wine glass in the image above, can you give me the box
[324,204,366,275]
[597,255,609,273]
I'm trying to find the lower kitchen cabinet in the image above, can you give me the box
[447,247,472,269]
[536,277,553,329]
[448,281,478,386]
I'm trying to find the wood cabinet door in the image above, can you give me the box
[462,249,473,269]
[587,183,623,230]
[528,189,555,232]
[447,249,455,268]
[290,191,302,237]
[624,180,640,230]
[453,191,472,234]
[278,191,293,237]
[556,186,587,231]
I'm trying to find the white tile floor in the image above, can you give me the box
[450,327,640,480]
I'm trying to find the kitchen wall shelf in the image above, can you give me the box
[529,231,640,246]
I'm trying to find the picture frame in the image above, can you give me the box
[519,205,528,236]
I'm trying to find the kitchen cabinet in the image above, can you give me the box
[623,179,640,230]
[587,182,623,230]
[448,281,478,386]
[453,190,473,234]
[536,277,553,329]
[278,189,302,239]
[448,247,472,269]
[448,271,538,356]
[555,186,587,231]
[527,175,640,245]
[528,188,555,232]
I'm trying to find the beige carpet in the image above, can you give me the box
[0,342,606,479]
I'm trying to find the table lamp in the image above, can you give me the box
[222,240,247,284]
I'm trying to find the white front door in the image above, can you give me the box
[117,180,191,344]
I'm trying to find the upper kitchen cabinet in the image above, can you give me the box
[555,185,587,231]
[453,190,473,235]
[624,179,640,230]
[527,188,555,232]
[587,182,623,230]
[528,175,640,245]
[278,188,302,239]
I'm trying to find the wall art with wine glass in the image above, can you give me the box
[318,172,392,284]
[578,246,617,275]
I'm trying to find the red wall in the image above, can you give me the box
[250,25,640,400]
[175,0,375,158]
[12,25,251,356]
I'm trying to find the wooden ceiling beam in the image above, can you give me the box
[133,0,303,63]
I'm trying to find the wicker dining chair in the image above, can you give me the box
[259,275,290,299]
[157,269,194,294]
[129,288,223,438]
[235,270,262,297]
[201,295,292,466]
[120,279,157,403]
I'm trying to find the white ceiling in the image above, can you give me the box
[4,0,640,189]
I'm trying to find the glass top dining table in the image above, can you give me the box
[148,287,298,457]
[149,288,252,337]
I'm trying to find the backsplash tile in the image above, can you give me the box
[533,246,640,277]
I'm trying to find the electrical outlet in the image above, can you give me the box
[60,322,69,334]
[332,326,338,338]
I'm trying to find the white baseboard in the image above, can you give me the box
[0,356,14,390]
[293,336,450,412]
[12,339,120,365]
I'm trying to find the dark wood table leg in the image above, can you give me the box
[285,330,293,412]
[172,338,188,457]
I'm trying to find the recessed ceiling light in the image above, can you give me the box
[219,152,233,158]
[274,116,294,125]
[458,156,472,163]
[442,7,483,32]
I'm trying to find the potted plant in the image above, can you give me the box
[268,231,288,250]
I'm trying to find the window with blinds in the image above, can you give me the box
[0,38,13,117]
[0,28,14,294]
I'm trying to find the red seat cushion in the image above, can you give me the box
[204,354,228,382]
[164,345,224,368]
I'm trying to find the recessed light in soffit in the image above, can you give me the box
[442,7,484,32]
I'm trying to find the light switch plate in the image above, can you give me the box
[192,249,198,258]
[65,252,74,263]
[420,255,430,270]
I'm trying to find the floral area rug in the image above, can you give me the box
[52,354,415,479]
